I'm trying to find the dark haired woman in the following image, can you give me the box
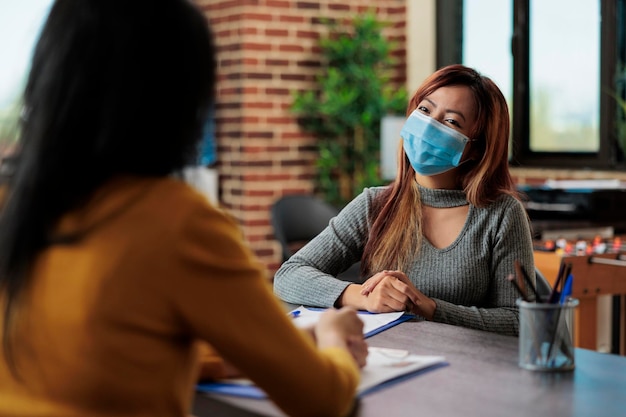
[274,64,535,337]
[0,1,366,416]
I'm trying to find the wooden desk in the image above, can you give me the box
[192,320,626,417]
[534,251,626,353]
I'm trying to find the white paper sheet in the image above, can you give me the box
[289,306,405,336]
[204,346,446,398]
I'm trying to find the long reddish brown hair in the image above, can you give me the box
[361,64,519,276]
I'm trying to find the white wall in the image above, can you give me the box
[406,0,437,95]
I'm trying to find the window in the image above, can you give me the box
[526,0,599,154]
[438,0,626,170]
[0,0,54,153]
[461,0,513,157]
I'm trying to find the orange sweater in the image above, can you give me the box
[0,176,359,417]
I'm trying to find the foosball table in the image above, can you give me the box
[534,236,626,355]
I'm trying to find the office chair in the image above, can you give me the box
[271,194,339,262]
[270,194,360,280]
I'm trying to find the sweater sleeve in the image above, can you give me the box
[171,201,360,417]
[431,197,535,336]
[273,189,376,307]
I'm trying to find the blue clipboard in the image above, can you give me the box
[361,311,414,338]
[196,358,448,400]
[305,307,417,339]
[196,381,266,399]
[301,307,415,338]
[196,310,418,399]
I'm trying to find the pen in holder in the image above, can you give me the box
[517,298,578,371]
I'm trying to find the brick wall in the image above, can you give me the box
[196,0,407,277]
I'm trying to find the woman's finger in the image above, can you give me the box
[359,271,387,295]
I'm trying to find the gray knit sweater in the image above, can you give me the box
[273,185,536,336]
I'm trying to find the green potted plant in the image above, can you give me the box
[0,100,21,165]
[291,13,407,207]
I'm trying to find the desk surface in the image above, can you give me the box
[192,320,626,417]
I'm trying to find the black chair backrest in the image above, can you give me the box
[271,194,339,262]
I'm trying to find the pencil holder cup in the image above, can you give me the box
[517,298,578,372]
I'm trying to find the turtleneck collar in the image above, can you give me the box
[417,183,468,208]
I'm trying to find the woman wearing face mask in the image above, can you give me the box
[273,64,535,336]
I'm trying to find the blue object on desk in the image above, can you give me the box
[196,361,448,400]
[559,274,573,304]
[302,307,415,338]
[357,362,449,397]
[197,310,418,399]
[363,313,414,338]
[196,382,266,399]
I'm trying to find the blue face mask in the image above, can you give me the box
[400,110,471,176]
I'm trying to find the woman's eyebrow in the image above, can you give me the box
[424,98,466,122]
[447,109,466,122]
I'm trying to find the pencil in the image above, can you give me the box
[548,262,572,304]
[512,275,543,364]
[547,266,565,304]
[506,273,529,301]
[515,260,542,303]
[561,263,573,291]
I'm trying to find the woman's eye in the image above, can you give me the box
[417,106,429,114]
[445,118,460,127]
